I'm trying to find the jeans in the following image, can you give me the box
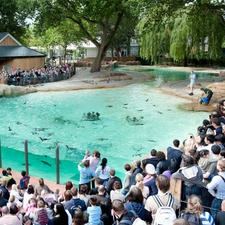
[211,198,222,219]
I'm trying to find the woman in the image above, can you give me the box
[143,164,158,196]
[51,203,69,225]
[95,158,111,186]
[78,160,96,193]
[128,173,149,203]
[125,186,152,223]
[110,181,125,202]
[156,151,169,175]
[172,154,205,201]
[207,159,225,219]
[121,163,132,196]
[23,184,35,210]
[78,184,90,207]
[180,194,214,225]
[73,208,85,225]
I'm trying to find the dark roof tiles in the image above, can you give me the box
[0,46,45,58]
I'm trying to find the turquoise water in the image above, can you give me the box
[0,66,210,185]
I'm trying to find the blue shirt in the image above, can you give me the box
[207,172,225,199]
[78,165,96,184]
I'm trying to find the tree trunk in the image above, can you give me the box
[90,45,107,73]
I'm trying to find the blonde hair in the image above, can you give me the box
[186,195,203,216]
[217,159,225,172]
[135,173,144,191]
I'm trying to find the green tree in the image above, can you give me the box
[137,0,225,65]
[33,0,139,72]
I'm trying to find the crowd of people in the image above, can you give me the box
[0,63,75,86]
[0,99,225,225]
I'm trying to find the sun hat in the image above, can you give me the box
[145,164,156,175]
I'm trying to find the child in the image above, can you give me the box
[34,199,49,225]
[25,198,37,220]
[86,196,103,225]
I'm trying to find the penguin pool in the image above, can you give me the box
[0,66,214,184]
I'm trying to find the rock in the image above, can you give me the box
[0,84,37,97]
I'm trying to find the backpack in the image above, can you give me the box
[153,193,177,225]
[180,212,202,225]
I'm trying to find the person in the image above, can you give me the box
[51,203,69,225]
[189,71,196,95]
[72,208,85,225]
[86,195,103,225]
[20,170,30,191]
[64,187,87,218]
[93,185,113,225]
[143,164,158,196]
[10,184,23,208]
[89,177,102,195]
[173,218,190,225]
[78,184,90,207]
[155,151,169,175]
[78,159,96,193]
[145,174,180,223]
[105,169,122,194]
[23,184,35,210]
[180,194,215,225]
[129,160,143,187]
[142,149,159,169]
[167,139,183,174]
[23,215,33,225]
[121,163,132,196]
[129,173,149,203]
[172,154,205,202]
[215,199,225,225]
[203,144,222,182]
[111,199,137,225]
[0,180,10,200]
[35,178,51,196]
[110,180,125,203]
[125,186,152,223]
[199,87,213,105]
[85,150,101,188]
[0,205,23,225]
[34,199,49,225]
[95,158,111,186]
[207,159,225,219]
[0,189,7,207]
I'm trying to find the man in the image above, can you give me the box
[35,178,51,196]
[64,186,87,218]
[215,199,225,225]
[111,199,137,225]
[92,185,113,224]
[142,149,159,170]
[189,71,196,95]
[0,205,23,225]
[105,169,122,194]
[199,87,213,105]
[167,139,183,174]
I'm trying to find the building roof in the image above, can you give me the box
[0,32,22,46]
[0,46,45,58]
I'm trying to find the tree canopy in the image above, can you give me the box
[137,0,225,65]
[32,0,139,72]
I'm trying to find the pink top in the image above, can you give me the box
[88,156,100,171]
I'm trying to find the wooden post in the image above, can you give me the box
[24,140,29,175]
[0,139,2,168]
[56,145,60,184]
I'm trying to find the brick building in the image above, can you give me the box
[0,32,45,72]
